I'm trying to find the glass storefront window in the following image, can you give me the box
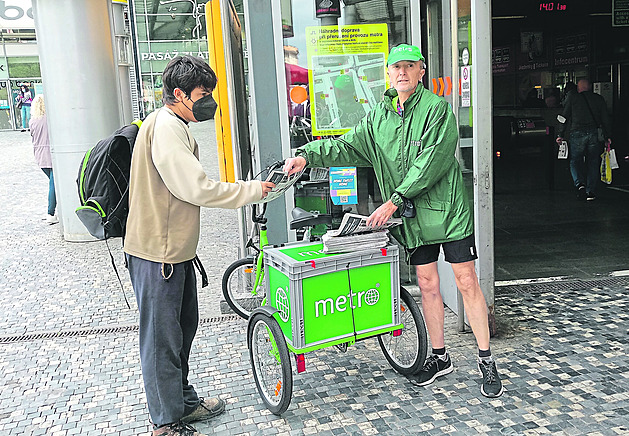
[1,26,40,130]
[135,15,149,41]
[281,0,411,217]
[133,0,209,114]
[457,2,473,175]
[0,81,13,130]
[7,56,40,78]
[141,74,164,114]
[143,14,207,41]
[10,80,42,130]
[281,0,411,148]
[135,0,196,14]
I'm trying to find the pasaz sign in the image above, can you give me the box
[0,0,34,29]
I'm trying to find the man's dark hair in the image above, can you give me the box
[162,55,217,105]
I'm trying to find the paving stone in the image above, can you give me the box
[2,125,629,435]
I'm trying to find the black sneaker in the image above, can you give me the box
[152,421,205,436]
[407,353,453,386]
[478,358,504,398]
[586,192,596,201]
[576,185,586,200]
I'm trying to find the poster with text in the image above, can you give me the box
[329,167,358,205]
[306,24,388,136]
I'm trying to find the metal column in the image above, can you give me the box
[112,0,134,125]
[471,0,496,335]
[242,0,290,244]
[32,0,123,241]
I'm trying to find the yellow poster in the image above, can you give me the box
[306,24,389,136]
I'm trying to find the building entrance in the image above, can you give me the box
[491,0,629,281]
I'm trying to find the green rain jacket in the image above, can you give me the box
[296,84,473,249]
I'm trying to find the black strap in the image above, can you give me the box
[581,92,601,128]
[192,255,209,288]
[105,238,131,309]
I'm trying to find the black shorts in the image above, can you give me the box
[408,234,478,265]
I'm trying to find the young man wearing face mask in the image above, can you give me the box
[124,55,275,436]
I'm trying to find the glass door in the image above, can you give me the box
[279,0,413,220]
[0,81,13,130]
[422,0,495,331]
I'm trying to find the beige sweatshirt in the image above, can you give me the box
[124,107,262,264]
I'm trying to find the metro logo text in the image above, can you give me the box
[315,287,379,317]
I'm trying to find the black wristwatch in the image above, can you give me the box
[391,192,415,218]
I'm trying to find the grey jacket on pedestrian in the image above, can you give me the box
[558,90,611,139]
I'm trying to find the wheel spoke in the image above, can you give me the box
[223,259,266,319]
[378,288,427,375]
[249,314,293,414]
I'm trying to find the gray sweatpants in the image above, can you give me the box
[127,255,201,427]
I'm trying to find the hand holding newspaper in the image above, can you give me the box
[255,168,305,203]
[326,212,401,237]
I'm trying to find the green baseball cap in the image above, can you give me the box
[387,44,425,66]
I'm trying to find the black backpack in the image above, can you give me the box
[76,120,142,240]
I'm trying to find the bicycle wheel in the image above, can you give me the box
[222,258,265,319]
[248,313,293,415]
[378,286,428,375]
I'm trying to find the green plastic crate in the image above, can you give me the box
[263,240,401,353]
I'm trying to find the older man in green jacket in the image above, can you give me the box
[284,44,503,398]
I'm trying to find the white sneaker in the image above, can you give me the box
[46,214,58,224]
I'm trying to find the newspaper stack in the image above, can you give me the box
[322,229,391,253]
[321,213,401,254]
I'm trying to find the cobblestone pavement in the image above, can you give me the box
[1,125,629,435]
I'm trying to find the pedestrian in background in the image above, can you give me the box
[16,84,33,131]
[556,79,612,201]
[29,95,57,224]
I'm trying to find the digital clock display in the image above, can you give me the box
[539,2,567,12]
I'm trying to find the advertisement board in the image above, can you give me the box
[306,24,388,136]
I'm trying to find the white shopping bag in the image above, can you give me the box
[609,148,619,169]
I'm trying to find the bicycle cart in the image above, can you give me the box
[246,239,428,415]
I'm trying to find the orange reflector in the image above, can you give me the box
[244,268,254,273]
[274,380,282,396]
[400,305,406,312]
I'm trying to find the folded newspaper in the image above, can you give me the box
[322,213,401,253]
[255,168,305,203]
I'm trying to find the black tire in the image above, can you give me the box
[248,313,293,415]
[222,258,265,319]
[378,286,428,375]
